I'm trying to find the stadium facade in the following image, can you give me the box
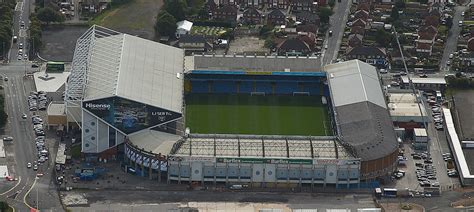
[65,26,398,188]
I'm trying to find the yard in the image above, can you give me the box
[190,26,229,37]
[91,0,163,39]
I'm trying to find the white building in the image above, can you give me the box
[176,20,193,38]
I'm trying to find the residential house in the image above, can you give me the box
[298,32,317,50]
[351,26,365,35]
[291,0,317,12]
[242,7,262,24]
[244,0,260,8]
[418,26,437,43]
[296,23,319,34]
[424,15,440,27]
[345,46,388,67]
[277,37,312,56]
[468,37,474,52]
[357,3,370,11]
[267,9,286,25]
[416,42,433,55]
[295,11,320,26]
[176,20,193,38]
[352,18,367,28]
[348,34,363,47]
[218,0,238,5]
[373,4,392,13]
[263,0,291,9]
[205,0,218,15]
[354,10,369,21]
[460,52,474,69]
[214,5,238,22]
[79,0,111,13]
[176,35,213,54]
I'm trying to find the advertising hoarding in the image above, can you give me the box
[83,97,181,134]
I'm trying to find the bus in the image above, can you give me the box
[383,188,398,198]
[46,61,65,73]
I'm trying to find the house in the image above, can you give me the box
[176,20,193,38]
[296,23,319,34]
[291,0,317,12]
[295,11,320,25]
[352,18,367,28]
[345,46,388,67]
[298,32,317,50]
[214,5,237,22]
[351,26,365,35]
[417,26,437,43]
[204,0,218,17]
[218,0,237,5]
[348,34,363,47]
[262,0,291,9]
[357,3,370,11]
[242,7,262,24]
[244,0,260,7]
[424,15,440,27]
[460,52,474,68]
[176,34,213,54]
[373,4,392,13]
[267,9,286,25]
[468,37,474,52]
[416,42,432,55]
[277,38,312,56]
[354,10,369,21]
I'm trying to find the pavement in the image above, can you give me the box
[439,5,467,73]
[321,0,352,66]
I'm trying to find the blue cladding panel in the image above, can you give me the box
[228,167,239,178]
[180,166,190,177]
[338,170,349,179]
[213,81,236,93]
[169,165,179,176]
[240,168,252,178]
[203,166,215,177]
[215,167,227,177]
[302,169,312,180]
[313,169,325,180]
[276,169,289,180]
[289,169,300,180]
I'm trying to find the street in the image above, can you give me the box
[0,0,62,210]
[321,0,352,66]
[439,5,466,73]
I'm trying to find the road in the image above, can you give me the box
[321,0,352,66]
[0,0,62,210]
[439,5,466,72]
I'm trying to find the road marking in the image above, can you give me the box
[23,177,37,210]
[0,176,22,196]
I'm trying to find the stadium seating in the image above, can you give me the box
[255,82,273,94]
[275,82,298,94]
[212,81,236,93]
[238,81,254,93]
[191,81,209,93]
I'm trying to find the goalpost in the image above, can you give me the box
[292,92,310,96]
[251,92,266,96]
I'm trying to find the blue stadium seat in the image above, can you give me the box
[239,81,254,93]
[212,81,236,93]
[255,82,272,94]
[301,83,320,95]
[191,81,209,93]
[275,82,298,95]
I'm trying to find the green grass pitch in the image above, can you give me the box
[185,94,332,136]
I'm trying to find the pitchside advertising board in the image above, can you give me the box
[83,97,181,134]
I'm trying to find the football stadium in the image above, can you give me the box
[64,26,398,189]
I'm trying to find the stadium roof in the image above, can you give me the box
[324,60,387,109]
[325,60,397,161]
[172,134,354,159]
[70,25,184,113]
[128,129,182,155]
[188,54,321,72]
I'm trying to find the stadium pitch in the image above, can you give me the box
[185,94,332,136]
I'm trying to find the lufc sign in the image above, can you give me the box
[83,97,182,134]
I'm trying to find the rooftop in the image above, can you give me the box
[414,128,428,137]
[177,20,193,32]
[34,71,70,93]
[128,129,182,155]
[401,76,446,85]
[187,54,321,72]
[324,60,387,108]
[173,134,353,159]
[47,102,66,116]
[77,26,184,113]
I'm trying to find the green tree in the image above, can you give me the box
[391,7,399,21]
[259,25,273,38]
[36,7,64,24]
[164,0,187,21]
[155,11,177,37]
[319,7,333,24]
[264,35,275,49]
[395,0,405,8]
[328,0,335,7]
[375,28,393,46]
[0,96,7,129]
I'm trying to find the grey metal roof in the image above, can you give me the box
[335,101,398,161]
[83,31,184,113]
[325,60,387,109]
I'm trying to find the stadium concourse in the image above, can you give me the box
[64,26,398,189]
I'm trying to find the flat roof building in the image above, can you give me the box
[388,93,429,128]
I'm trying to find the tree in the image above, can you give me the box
[319,7,333,24]
[264,35,275,49]
[395,0,405,8]
[164,0,187,21]
[155,11,177,37]
[375,28,393,47]
[391,7,399,21]
[259,24,273,38]
[36,7,64,24]
[328,0,335,7]
[0,201,9,211]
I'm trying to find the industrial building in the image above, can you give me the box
[65,26,398,187]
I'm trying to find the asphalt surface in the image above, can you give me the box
[0,0,62,210]
[439,5,466,73]
[321,0,352,66]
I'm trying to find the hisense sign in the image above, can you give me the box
[84,103,111,110]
